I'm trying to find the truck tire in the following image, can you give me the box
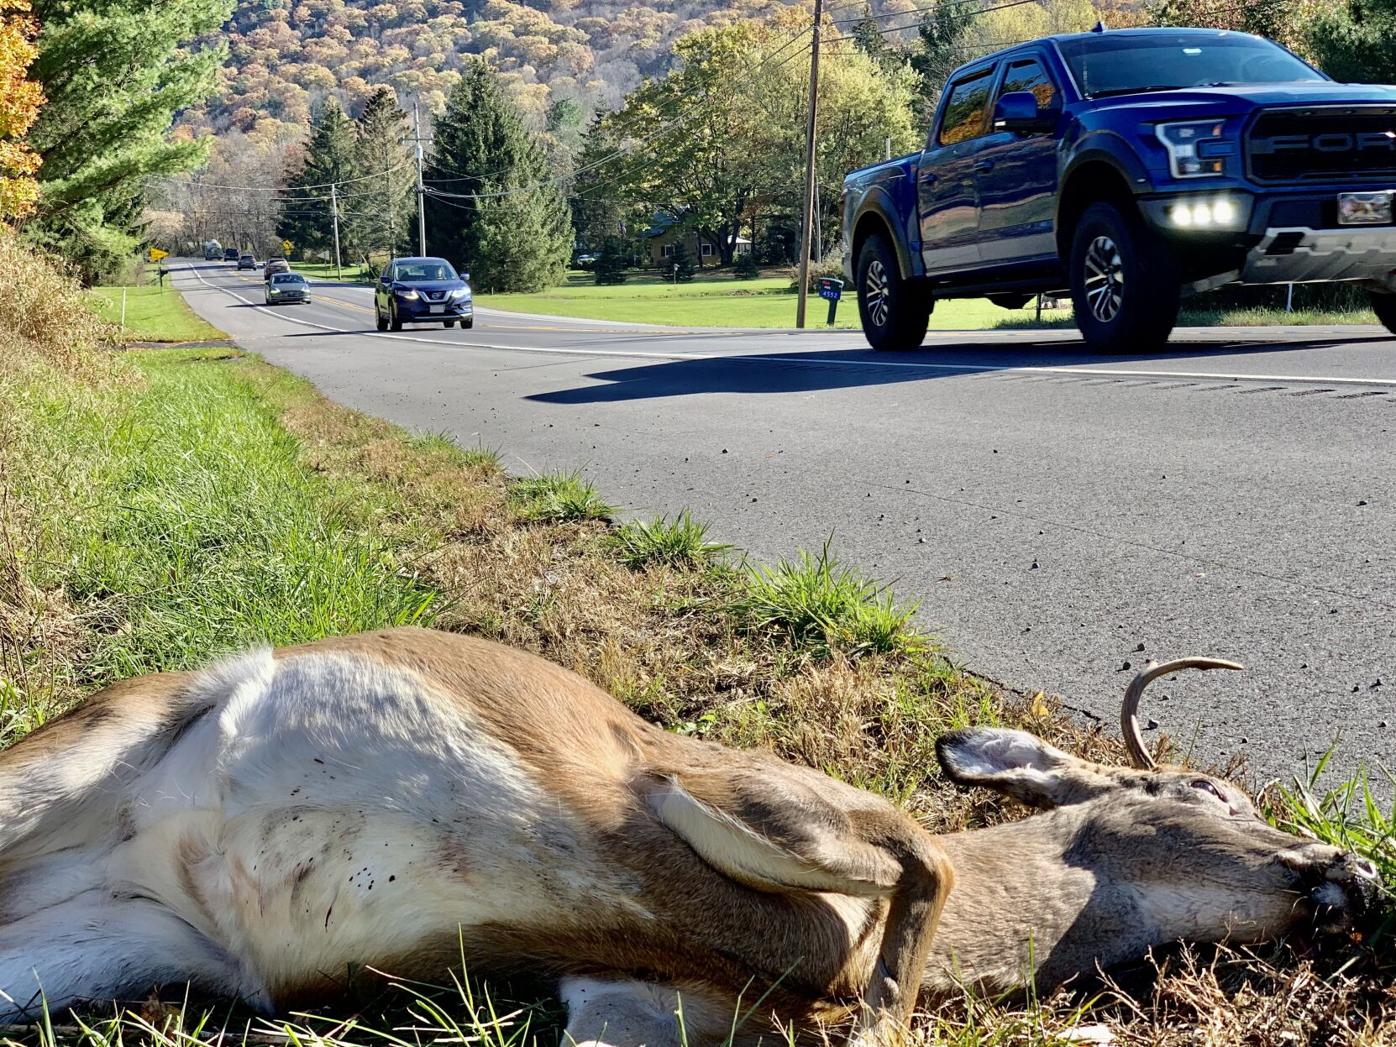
[1069,201,1179,354]
[1369,291,1396,336]
[856,234,930,351]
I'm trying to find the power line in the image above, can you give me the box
[179,158,415,193]
[828,0,1036,27]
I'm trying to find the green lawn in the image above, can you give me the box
[88,284,226,342]
[477,271,1067,329]
[480,271,1384,331]
[293,260,376,284]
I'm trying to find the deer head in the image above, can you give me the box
[922,659,1381,1000]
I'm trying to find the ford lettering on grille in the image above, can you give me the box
[1249,107,1396,182]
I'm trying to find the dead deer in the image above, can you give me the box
[0,630,1378,1045]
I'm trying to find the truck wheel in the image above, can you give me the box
[1369,291,1396,336]
[857,234,930,350]
[1069,202,1179,354]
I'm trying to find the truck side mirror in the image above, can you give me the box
[993,91,1055,135]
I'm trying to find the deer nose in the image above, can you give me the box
[1312,853,1382,929]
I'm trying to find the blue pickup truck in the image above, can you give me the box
[841,27,1396,352]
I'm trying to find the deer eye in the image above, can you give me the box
[1191,779,1227,803]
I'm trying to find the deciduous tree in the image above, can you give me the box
[0,0,42,221]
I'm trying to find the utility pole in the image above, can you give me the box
[412,103,428,256]
[330,181,343,281]
[795,0,823,329]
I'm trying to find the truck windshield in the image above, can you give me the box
[1059,34,1323,98]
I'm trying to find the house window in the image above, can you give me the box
[662,244,675,258]
[700,243,713,257]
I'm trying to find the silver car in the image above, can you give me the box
[265,272,311,305]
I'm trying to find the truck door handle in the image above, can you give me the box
[973,159,995,172]
[921,173,938,185]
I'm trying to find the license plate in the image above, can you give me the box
[429,304,445,314]
[1338,191,1393,225]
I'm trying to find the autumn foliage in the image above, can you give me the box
[0,0,42,221]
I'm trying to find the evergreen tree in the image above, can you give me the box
[426,59,571,290]
[670,239,696,282]
[733,249,760,279]
[350,87,415,258]
[25,0,232,280]
[278,100,361,258]
[593,236,628,285]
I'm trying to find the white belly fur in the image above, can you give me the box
[65,648,641,1001]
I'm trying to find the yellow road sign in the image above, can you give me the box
[281,239,293,256]
[148,247,168,262]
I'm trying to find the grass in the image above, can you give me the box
[292,260,376,285]
[7,229,1396,1043]
[476,270,1046,330]
[86,284,226,343]
[479,270,1385,332]
[613,512,729,569]
[509,470,614,522]
[734,541,922,659]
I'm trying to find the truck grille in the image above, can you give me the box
[1247,106,1396,183]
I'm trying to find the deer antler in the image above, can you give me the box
[1121,657,1245,770]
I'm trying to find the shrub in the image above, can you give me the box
[787,250,845,294]
[733,251,760,280]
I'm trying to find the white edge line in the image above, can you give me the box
[181,266,1396,390]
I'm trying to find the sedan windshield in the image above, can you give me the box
[272,274,305,285]
[396,259,458,281]
[1059,34,1323,98]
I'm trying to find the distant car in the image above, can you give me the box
[264,272,310,305]
[237,253,257,270]
[374,256,473,330]
[263,258,290,282]
[223,248,239,262]
[574,252,597,269]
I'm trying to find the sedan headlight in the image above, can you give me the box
[1156,121,1234,178]
[396,288,420,301]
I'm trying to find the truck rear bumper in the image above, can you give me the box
[1241,226,1396,288]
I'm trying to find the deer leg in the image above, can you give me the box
[642,760,954,1041]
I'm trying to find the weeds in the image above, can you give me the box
[509,470,613,522]
[613,512,728,569]
[733,540,921,658]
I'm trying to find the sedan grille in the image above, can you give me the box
[1248,106,1396,183]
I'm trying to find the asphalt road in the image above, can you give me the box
[171,260,1396,787]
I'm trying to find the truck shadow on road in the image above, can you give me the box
[527,336,1389,404]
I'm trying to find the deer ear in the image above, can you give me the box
[936,728,1103,808]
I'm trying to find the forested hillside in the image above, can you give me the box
[199,0,886,133]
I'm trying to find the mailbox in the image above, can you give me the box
[817,276,844,325]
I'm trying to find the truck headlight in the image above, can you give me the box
[1156,121,1233,178]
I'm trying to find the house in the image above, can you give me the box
[643,212,752,268]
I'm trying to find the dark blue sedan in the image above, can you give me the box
[374,256,474,331]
